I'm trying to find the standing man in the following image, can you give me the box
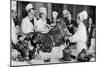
[11,1,21,60]
[11,1,18,44]
[87,18,95,48]
[87,18,96,58]
[21,3,37,34]
[67,11,88,57]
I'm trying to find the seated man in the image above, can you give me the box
[50,11,59,27]
[34,7,51,33]
[62,9,78,35]
[21,3,37,34]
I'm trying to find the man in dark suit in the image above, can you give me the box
[62,10,78,35]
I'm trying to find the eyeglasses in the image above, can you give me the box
[30,8,36,10]
[28,8,36,12]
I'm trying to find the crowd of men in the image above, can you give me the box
[11,1,96,63]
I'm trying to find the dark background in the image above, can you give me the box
[16,1,96,27]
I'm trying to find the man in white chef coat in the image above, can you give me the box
[67,11,88,57]
[21,3,37,34]
[34,7,50,33]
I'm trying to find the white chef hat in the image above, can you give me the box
[63,9,68,15]
[39,7,47,14]
[52,11,58,17]
[25,3,33,12]
[11,1,17,11]
[79,10,88,21]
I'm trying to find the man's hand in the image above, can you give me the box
[64,36,69,40]
[50,23,56,27]
[68,37,73,42]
